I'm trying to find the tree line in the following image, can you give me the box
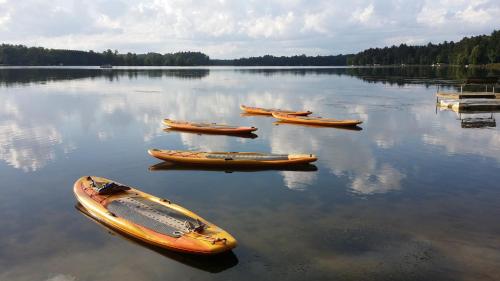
[0,30,498,66]
[211,54,350,66]
[348,30,499,66]
[0,46,209,66]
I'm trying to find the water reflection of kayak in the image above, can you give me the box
[163,128,258,139]
[273,121,363,131]
[149,161,318,172]
[75,203,238,273]
[240,104,312,116]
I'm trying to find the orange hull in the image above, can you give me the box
[272,112,363,127]
[148,149,317,166]
[240,105,312,116]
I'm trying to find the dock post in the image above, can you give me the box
[460,85,463,94]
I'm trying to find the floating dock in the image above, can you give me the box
[437,92,500,100]
[436,80,499,100]
[439,99,500,112]
[461,116,496,128]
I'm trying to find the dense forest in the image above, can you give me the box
[211,54,350,66]
[348,30,500,65]
[0,30,498,66]
[0,46,209,66]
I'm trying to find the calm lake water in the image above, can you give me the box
[1,66,499,281]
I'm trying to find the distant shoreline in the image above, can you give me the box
[1,30,498,67]
[1,64,499,69]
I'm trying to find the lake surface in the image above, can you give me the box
[1,66,499,281]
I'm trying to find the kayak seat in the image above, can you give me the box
[97,182,131,195]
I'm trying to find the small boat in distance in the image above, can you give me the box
[163,119,257,134]
[272,112,363,127]
[240,105,312,116]
[148,149,317,166]
[100,64,113,69]
[74,176,237,255]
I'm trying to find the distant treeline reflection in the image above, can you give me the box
[0,69,210,86]
[235,66,499,86]
[345,66,499,86]
[0,67,497,87]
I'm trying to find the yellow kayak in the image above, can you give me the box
[148,149,317,166]
[272,112,363,127]
[240,105,312,116]
[73,176,237,255]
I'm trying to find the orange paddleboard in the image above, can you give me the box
[272,112,362,127]
[148,149,317,166]
[73,176,237,255]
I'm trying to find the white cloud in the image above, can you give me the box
[456,4,493,24]
[244,12,296,38]
[0,13,10,29]
[416,5,448,25]
[0,0,497,57]
[417,0,500,27]
[351,4,375,24]
[302,12,329,34]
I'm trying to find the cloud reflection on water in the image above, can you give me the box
[0,95,73,172]
[0,69,413,193]
[0,68,499,193]
[1,68,500,281]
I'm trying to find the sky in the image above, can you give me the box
[0,0,498,58]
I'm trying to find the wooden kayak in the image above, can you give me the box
[272,112,363,127]
[240,105,312,116]
[163,119,257,134]
[73,176,237,255]
[148,149,317,166]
